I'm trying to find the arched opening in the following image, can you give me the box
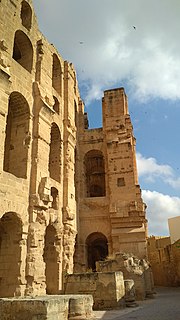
[0,212,23,297]
[74,100,77,127]
[74,147,77,200]
[84,150,106,197]
[43,225,59,294]
[53,96,60,114]
[51,187,59,209]
[21,1,32,30]
[49,123,61,182]
[86,232,108,271]
[3,92,30,178]
[13,30,33,72]
[52,54,62,96]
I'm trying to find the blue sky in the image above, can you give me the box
[33,0,180,236]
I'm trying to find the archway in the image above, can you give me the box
[51,187,59,209]
[13,30,33,72]
[74,100,77,127]
[0,212,23,297]
[3,91,30,178]
[21,1,32,30]
[43,225,59,294]
[53,96,60,114]
[84,150,106,197]
[49,123,61,182]
[52,54,62,96]
[86,232,108,271]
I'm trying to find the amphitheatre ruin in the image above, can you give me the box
[3,0,178,319]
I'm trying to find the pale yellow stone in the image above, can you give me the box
[0,0,147,301]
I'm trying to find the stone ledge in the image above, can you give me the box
[0,295,93,320]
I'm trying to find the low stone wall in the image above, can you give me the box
[0,295,93,320]
[148,237,180,286]
[96,253,154,300]
[64,271,125,310]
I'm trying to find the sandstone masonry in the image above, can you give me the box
[0,0,147,298]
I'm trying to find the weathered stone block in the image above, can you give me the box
[0,295,93,320]
[65,272,125,310]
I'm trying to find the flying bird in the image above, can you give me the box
[133,26,136,30]
[79,41,84,44]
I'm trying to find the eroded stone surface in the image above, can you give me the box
[148,236,180,286]
[96,253,154,300]
[0,295,93,320]
[0,0,147,302]
[65,272,125,310]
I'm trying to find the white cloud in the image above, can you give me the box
[137,153,180,190]
[142,190,180,236]
[137,153,173,180]
[137,152,180,235]
[33,0,180,104]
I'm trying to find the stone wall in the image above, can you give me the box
[147,236,180,286]
[0,0,80,297]
[64,271,126,310]
[0,0,147,299]
[96,253,154,300]
[74,89,147,274]
[0,295,93,320]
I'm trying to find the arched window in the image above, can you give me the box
[86,232,108,271]
[51,187,59,210]
[21,1,32,30]
[13,30,33,72]
[84,150,106,197]
[53,96,59,114]
[3,92,30,178]
[74,100,77,127]
[52,54,62,96]
[0,212,23,297]
[49,123,61,182]
[43,225,59,294]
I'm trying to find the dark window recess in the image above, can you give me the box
[53,96,59,114]
[51,187,58,210]
[84,150,106,197]
[52,54,62,96]
[3,91,30,178]
[117,177,125,187]
[21,1,32,30]
[13,30,33,72]
[49,123,61,183]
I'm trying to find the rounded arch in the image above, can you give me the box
[13,30,33,72]
[49,122,61,182]
[52,53,62,96]
[21,1,32,30]
[0,212,23,297]
[86,232,108,271]
[84,150,106,197]
[3,91,30,178]
[53,96,60,114]
[43,224,59,294]
[51,187,59,210]
[74,100,78,127]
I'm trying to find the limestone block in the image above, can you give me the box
[68,295,93,320]
[96,253,154,301]
[124,279,135,302]
[65,271,125,310]
[0,295,93,320]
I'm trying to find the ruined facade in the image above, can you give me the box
[74,89,148,273]
[0,0,147,298]
[147,236,180,286]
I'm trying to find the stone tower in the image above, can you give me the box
[74,88,147,272]
[0,0,147,298]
